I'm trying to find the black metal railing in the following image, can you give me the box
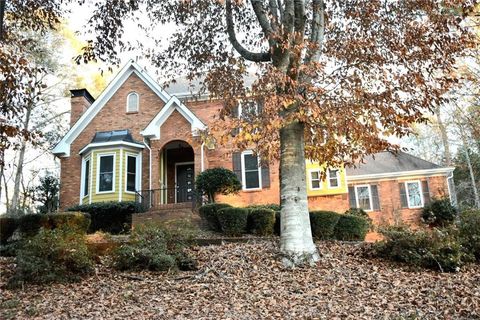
[135,187,198,211]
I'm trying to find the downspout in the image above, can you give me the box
[143,138,152,190]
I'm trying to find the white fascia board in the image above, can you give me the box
[347,167,456,182]
[52,60,171,157]
[78,141,145,155]
[140,96,207,139]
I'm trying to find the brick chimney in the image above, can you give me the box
[70,89,95,127]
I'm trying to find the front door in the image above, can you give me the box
[176,163,194,203]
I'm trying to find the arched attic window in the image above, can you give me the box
[126,92,139,112]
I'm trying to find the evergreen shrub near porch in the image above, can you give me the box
[67,201,143,234]
[247,208,276,236]
[198,203,232,232]
[309,211,341,240]
[217,207,249,236]
[333,214,370,241]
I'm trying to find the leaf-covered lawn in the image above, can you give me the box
[1,241,479,319]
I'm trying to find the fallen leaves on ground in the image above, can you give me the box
[1,241,479,319]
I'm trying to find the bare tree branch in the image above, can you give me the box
[225,0,271,62]
[251,0,275,43]
[305,0,324,64]
[269,0,279,30]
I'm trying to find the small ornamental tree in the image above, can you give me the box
[196,168,242,203]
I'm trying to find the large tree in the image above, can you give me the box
[81,0,476,265]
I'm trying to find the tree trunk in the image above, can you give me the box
[464,143,480,209]
[279,121,319,266]
[434,106,452,166]
[11,103,32,213]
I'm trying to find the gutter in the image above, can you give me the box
[347,167,456,182]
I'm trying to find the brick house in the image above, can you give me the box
[53,60,455,227]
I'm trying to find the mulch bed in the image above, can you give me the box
[1,240,479,319]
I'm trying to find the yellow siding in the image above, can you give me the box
[91,149,121,203]
[305,161,348,196]
[82,195,89,204]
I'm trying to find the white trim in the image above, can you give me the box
[347,167,455,182]
[79,141,144,155]
[125,152,142,194]
[126,91,139,112]
[240,150,262,191]
[404,180,424,209]
[308,169,322,190]
[80,155,91,204]
[143,138,151,191]
[52,60,171,157]
[141,96,206,139]
[119,149,123,201]
[354,184,373,212]
[89,154,93,204]
[327,168,341,189]
[174,162,195,203]
[96,152,116,194]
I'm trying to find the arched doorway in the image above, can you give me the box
[159,140,195,204]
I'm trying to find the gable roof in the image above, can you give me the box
[141,96,206,139]
[346,151,454,180]
[52,60,172,157]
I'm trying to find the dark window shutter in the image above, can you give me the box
[422,180,431,205]
[231,105,240,136]
[261,163,270,189]
[399,183,408,208]
[371,184,381,211]
[348,186,357,208]
[232,152,242,185]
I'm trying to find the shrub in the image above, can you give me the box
[113,224,196,271]
[345,207,369,219]
[195,168,241,203]
[373,226,471,272]
[247,208,275,236]
[274,211,281,236]
[458,209,480,260]
[199,203,232,232]
[422,198,457,227]
[217,207,249,236]
[18,214,46,237]
[246,204,281,212]
[8,227,94,286]
[309,211,341,240]
[0,216,17,244]
[333,214,370,241]
[42,212,91,233]
[67,201,142,234]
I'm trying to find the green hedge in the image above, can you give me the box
[247,208,275,236]
[16,213,91,238]
[246,204,281,212]
[333,214,370,241]
[0,216,17,244]
[217,207,249,236]
[422,198,457,227]
[67,201,142,234]
[458,209,480,261]
[274,211,281,236]
[198,203,232,232]
[309,211,341,240]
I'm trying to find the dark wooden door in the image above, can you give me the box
[176,164,194,203]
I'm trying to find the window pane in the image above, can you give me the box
[128,93,138,111]
[245,171,260,189]
[329,169,339,187]
[100,156,113,172]
[244,154,258,171]
[127,173,136,192]
[126,156,136,192]
[127,156,136,174]
[311,171,319,180]
[357,186,371,210]
[84,160,90,196]
[311,180,320,189]
[407,182,422,207]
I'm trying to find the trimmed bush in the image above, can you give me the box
[199,203,232,232]
[422,198,457,227]
[18,214,45,237]
[246,204,281,212]
[217,207,249,236]
[113,224,196,271]
[43,212,91,233]
[0,216,17,244]
[345,208,369,219]
[8,227,94,287]
[274,211,281,236]
[195,168,242,203]
[373,226,471,272]
[309,211,341,240]
[247,208,275,236]
[67,201,142,234]
[333,214,370,241]
[458,209,480,260]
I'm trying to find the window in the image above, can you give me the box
[310,170,322,190]
[127,92,139,112]
[327,169,340,188]
[98,154,115,192]
[405,181,423,208]
[241,151,262,190]
[355,185,372,211]
[126,155,137,192]
[82,158,90,197]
